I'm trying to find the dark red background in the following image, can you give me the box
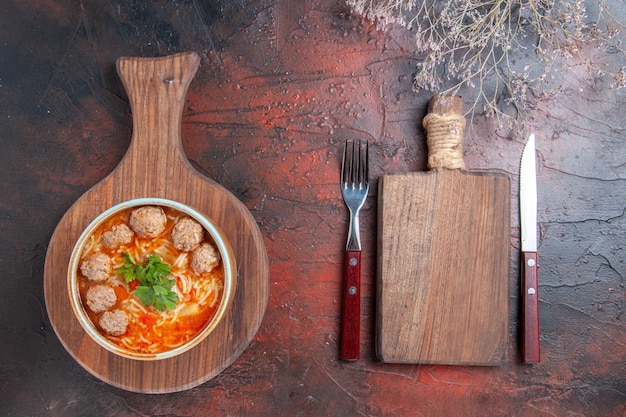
[1,1,624,416]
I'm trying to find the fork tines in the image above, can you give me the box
[342,140,369,189]
[341,140,369,252]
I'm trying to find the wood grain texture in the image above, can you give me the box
[376,95,510,365]
[341,249,361,361]
[43,52,269,393]
[522,251,540,363]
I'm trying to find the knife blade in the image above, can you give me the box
[520,133,540,363]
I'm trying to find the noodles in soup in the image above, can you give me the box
[76,205,224,354]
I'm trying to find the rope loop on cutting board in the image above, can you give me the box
[422,111,466,170]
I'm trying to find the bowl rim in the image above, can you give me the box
[67,197,236,361]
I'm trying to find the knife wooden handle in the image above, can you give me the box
[341,250,361,360]
[522,251,540,363]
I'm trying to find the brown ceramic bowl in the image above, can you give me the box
[68,198,236,360]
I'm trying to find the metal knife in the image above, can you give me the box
[520,133,540,363]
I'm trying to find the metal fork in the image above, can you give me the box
[340,139,369,361]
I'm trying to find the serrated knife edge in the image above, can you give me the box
[520,133,537,252]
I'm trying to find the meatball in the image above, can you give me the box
[99,309,128,336]
[191,242,220,274]
[80,253,111,282]
[85,284,117,313]
[129,206,167,238]
[102,224,134,248]
[171,217,204,251]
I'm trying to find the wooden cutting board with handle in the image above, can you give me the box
[43,52,269,392]
[376,94,509,365]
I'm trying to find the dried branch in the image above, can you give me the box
[347,0,625,127]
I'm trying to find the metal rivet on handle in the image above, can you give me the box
[349,257,358,266]
[527,258,535,267]
[527,287,536,295]
[348,286,357,295]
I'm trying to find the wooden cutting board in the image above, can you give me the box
[376,95,509,365]
[43,52,269,393]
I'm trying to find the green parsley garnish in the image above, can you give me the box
[115,252,178,311]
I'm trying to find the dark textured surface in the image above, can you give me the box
[1,0,624,416]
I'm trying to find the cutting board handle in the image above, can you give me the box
[115,52,201,183]
[422,94,466,170]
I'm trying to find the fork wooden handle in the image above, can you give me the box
[341,250,361,360]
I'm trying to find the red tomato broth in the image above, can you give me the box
[77,206,224,354]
